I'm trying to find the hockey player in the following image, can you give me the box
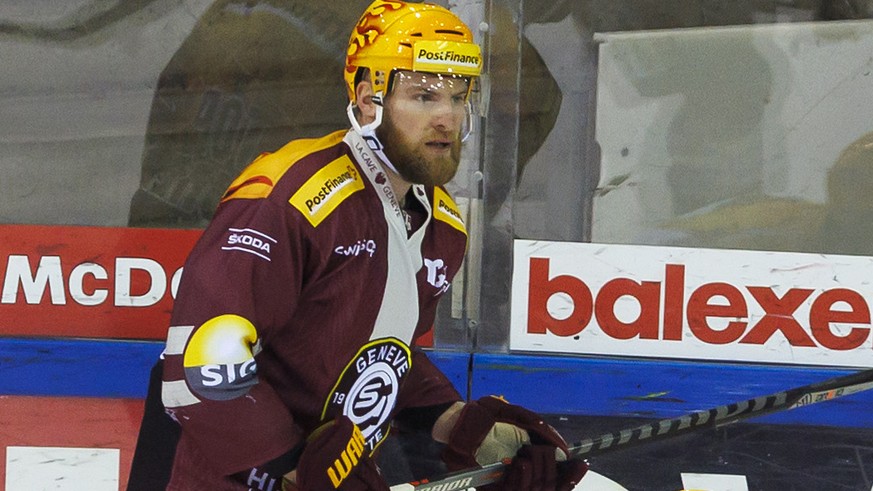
[129,1,588,489]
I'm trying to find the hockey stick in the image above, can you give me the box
[389,367,873,491]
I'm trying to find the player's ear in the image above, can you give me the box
[355,77,378,125]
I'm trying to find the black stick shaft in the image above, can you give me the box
[569,367,873,458]
[390,368,873,491]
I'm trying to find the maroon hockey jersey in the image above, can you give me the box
[161,129,468,488]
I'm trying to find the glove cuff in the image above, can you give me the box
[441,399,497,468]
[442,395,572,469]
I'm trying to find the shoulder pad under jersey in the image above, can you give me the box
[220,130,347,203]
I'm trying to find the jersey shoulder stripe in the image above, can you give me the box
[220,130,347,202]
[433,186,466,235]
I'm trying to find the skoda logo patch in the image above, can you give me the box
[322,338,412,453]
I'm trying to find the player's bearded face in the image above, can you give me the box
[377,71,469,187]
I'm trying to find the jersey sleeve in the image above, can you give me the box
[161,196,307,475]
[395,348,463,414]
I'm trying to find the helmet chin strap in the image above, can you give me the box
[347,97,400,175]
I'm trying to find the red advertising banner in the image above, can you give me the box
[0,224,202,340]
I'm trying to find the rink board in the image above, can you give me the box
[1,396,143,490]
[3,337,872,489]
[469,353,870,427]
[1,337,870,427]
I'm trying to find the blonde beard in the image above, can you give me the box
[376,114,461,187]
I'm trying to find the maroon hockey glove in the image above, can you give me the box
[502,446,590,491]
[295,416,389,491]
[442,396,588,491]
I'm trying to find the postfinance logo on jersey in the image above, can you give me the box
[290,156,364,227]
[433,187,466,235]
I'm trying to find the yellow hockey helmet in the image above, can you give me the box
[345,0,482,103]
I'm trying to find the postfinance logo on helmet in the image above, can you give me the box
[412,40,482,77]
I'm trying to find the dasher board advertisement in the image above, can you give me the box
[0,224,201,340]
[511,239,873,368]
